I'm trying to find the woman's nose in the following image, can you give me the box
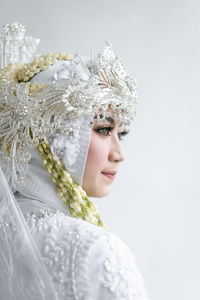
[108,136,125,163]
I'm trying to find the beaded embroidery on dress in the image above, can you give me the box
[25,209,148,300]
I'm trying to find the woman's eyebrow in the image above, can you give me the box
[106,116,123,127]
[94,114,114,124]
[105,116,114,124]
[94,114,123,127]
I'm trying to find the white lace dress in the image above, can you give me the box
[21,208,148,300]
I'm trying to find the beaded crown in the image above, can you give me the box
[0,22,137,189]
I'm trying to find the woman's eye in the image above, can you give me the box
[118,131,128,141]
[94,127,129,140]
[94,126,113,136]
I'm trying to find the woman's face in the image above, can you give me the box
[82,114,128,197]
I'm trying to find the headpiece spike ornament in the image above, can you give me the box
[0,22,40,68]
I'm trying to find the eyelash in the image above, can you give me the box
[94,126,128,141]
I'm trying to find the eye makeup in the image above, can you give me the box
[93,125,129,141]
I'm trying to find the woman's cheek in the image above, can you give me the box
[88,133,107,168]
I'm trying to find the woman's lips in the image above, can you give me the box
[101,172,116,180]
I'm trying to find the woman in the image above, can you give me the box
[0,22,148,299]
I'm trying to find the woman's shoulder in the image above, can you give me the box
[25,209,136,263]
[25,209,148,300]
[25,209,106,241]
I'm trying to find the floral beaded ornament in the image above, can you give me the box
[0,22,137,228]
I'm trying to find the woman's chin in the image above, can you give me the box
[87,186,111,198]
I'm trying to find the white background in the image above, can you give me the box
[1,0,200,299]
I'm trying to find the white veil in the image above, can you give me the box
[0,166,59,300]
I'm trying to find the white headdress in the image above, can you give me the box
[0,23,137,189]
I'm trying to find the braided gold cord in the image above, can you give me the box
[38,141,106,229]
